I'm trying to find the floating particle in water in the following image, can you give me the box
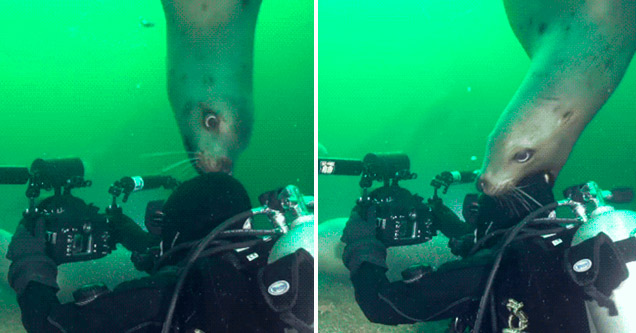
[471,156,477,161]
[136,83,141,89]
[139,17,155,28]
[467,86,472,93]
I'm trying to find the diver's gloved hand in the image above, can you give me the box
[131,246,162,273]
[108,210,161,254]
[448,234,476,258]
[429,197,473,239]
[6,218,59,295]
[341,205,387,274]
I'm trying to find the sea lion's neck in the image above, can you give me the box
[163,0,260,107]
[508,2,635,114]
[480,0,635,196]
[160,0,262,173]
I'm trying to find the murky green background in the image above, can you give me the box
[0,0,313,331]
[318,0,636,331]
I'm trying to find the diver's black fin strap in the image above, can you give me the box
[565,232,629,316]
[258,248,314,331]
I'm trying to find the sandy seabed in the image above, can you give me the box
[318,274,449,332]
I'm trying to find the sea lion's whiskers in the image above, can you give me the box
[508,195,522,217]
[494,196,504,210]
[172,158,196,173]
[506,198,520,217]
[516,187,543,207]
[512,188,532,211]
[162,158,198,173]
[175,161,198,179]
[512,189,533,212]
[494,196,505,215]
[509,191,525,212]
[141,151,194,158]
[182,169,198,179]
[501,194,519,217]
[497,195,508,213]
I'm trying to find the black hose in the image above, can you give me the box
[198,239,264,260]
[152,227,281,273]
[469,216,581,256]
[152,239,229,273]
[472,201,560,332]
[469,229,508,256]
[219,229,282,237]
[160,209,259,333]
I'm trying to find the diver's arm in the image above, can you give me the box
[16,275,176,333]
[350,253,493,325]
[350,263,414,325]
[16,282,61,333]
[430,198,474,239]
[342,206,490,325]
[109,214,160,253]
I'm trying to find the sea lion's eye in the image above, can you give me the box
[513,149,534,163]
[204,113,219,130]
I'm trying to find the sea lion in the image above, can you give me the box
[160,0,262,173]
[478,0,635,196]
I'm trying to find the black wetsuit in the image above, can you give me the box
[16,238,288,333]
[350,224,590,332]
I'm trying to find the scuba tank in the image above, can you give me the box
[265,185,315,263]
[568,182,636,333]
[260,185,314,333]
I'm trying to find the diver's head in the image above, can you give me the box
[476,172,555,231]
[160,172,252,249]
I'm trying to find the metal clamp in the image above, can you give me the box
[502,298,528,333]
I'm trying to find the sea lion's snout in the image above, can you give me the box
[216,157,233,174]
[477,170,554,198]
[476,175,501,196]
[193,154,234,174]
[475,170,515,197]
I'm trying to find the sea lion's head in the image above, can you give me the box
[477,102,584,197]
[178,97,253,174]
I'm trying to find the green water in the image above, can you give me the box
[0,0,312,331]
[0,0,313,228]
[318,0,636,331]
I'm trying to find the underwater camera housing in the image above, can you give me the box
[28,159,110,264]
[319,153,436,247]
[35,195,111,265]
[0,158,109,264]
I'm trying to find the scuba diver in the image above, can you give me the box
[341,172,634,332]
[6,172,312,332]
